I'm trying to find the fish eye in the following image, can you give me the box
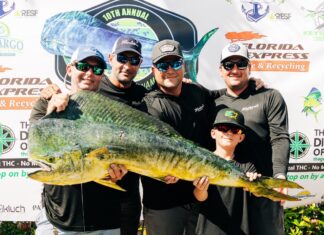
[96,154,105,160]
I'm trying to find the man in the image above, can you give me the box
[30,46,127,234]
[37,36,147,235]
[99,36,147,235]
[215,42,289,235]
[140,39,217,235]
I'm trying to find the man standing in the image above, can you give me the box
[141,39,216,235]
[30,46,127,235]
[38,36,147,235]
[215,42,290,235]
[99,36,147,235]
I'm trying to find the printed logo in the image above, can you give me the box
[225,31,266,42]
[225,110,238,120]
[228,43,241,52]
[302,3,324,41]
[54,0,198,89]
[14,9,38,17]
[194,104,204,113]
[0,123,15,157]
[0,22,24,56]
[0,0,15,19]
[0,65,11,72]
[0,75,52,110]
[268,12,291,21]
[290,132,311,160]
[242,1,270,22]
[302,87,322,121]
[240,0,288,22]
[225,31,310,72]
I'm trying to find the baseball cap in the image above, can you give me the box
[71,46,107,69]
[152,39,183,63]
[220,42,249,62]
[112,36,142,56]
[213,108,246,131]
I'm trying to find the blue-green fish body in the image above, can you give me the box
[28,91,303,201]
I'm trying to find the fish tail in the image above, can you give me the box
[184,28,218,82]
[249,186,301,202]
[258,176,303,189]
[244,176,303,201]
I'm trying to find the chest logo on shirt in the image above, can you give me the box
[194,104,204,112]
[241,104,259,111]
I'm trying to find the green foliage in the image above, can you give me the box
[0,222,35,235]
[284,203,324,235]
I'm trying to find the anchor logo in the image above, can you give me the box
[242,2,269,22]
[0,0,15,19]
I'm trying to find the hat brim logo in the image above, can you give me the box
[225,110,238,120]
[228,44,241,53]
[160,44,175,52]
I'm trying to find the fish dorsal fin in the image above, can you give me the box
[46,91,181,138]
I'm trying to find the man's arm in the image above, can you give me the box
[267,89,290,178]
[29,98,49,125]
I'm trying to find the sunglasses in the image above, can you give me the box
[116,53,142,66]
[222,59,249,71]
[74,62,105,75]
[154,59,183,72]
[215,124,243,134]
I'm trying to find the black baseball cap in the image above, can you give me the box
[213,108,246,130]
[112,36,142,56]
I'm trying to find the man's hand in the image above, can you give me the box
[164,175,179,184]
[250,77,266,90]
[41,84,62,100]
[246,172,261,181]
[182,77,192,84]
[108,164,128,182]
[193,176,209,191]
[193,176,209,201]
[46,93,70,114]
[244,172,261,191]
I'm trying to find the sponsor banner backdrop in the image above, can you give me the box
[0,0,323,221]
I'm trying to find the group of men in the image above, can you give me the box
[29,35,290,235]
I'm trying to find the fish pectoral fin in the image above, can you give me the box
[94,179,126,192]
[151,176,168,183]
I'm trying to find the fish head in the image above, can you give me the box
[28,119,94,181]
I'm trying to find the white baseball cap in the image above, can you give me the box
[220,43,249,62]
[70,46,107,69]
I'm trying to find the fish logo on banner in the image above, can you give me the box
[52,0,201,89]
[302,87,322,121]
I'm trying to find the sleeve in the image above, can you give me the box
[29,98,49,125]
[141,95,165,120]
[267,89,290,177]
[210,88,226,99]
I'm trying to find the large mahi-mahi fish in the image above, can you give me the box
[28,91,303,202]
